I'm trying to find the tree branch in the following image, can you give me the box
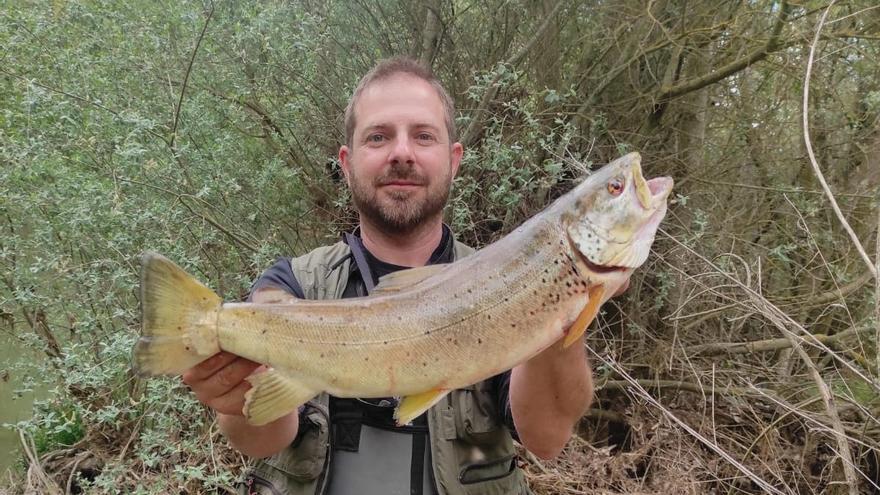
[685,325,871,356]
[170,2,214,148]
[417,0,443,66]
[802,1,877,280]
[461,0,566,147]
[656,1,792,101]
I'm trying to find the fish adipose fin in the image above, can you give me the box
[394,388,449,426]
[244,369,318,426]
[133,252,222,376]
[373,265,448,294]
[562,285,606,348]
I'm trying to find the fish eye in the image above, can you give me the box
[607,177,625,196]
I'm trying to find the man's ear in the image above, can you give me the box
[450,142,463,181]
[339,145,352,186]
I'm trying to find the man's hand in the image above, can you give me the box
[510,272,632,459]
[182,352,263,416]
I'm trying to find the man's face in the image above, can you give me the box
[339,74,463,235]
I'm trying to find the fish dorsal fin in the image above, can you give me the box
[372,264,448,294]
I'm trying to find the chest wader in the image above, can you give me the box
[239,239,532,495]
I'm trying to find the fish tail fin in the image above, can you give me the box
[133,252,222,376]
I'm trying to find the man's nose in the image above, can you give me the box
[388,136,415,164]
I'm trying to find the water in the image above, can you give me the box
[0,333,41,476]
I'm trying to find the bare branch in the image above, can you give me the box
[802,2,878,280]
[657,1,792,101]
[170,2,214,148]
[461,0,566,147]
[685,325,871,356]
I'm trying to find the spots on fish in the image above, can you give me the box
[320,353,325,358]
[511,323,517,328]
[261,328,267,335]
[477,338,483,344]
[364,356,369,362]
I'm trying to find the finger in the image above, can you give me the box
[190,357,262,403]
[183,351,239,383]
[207,380,252,416]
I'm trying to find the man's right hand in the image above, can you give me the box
[184,286,301,458]
[182,352,263,416]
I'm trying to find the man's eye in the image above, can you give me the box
[367,134,385,143]
[416,133,434,141]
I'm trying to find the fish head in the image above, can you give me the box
[563,152,673,273]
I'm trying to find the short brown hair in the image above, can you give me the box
[344,57,457,147]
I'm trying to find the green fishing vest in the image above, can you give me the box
[238,240,532,495]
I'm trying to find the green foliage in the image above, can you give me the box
[1,0,879,493]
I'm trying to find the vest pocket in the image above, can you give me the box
[237,401,330,494]
[456,383,501,440]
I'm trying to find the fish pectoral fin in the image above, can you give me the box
[373,265,448,294]
[562,285,606,348]
[244,369,318,426]
[394,388,449,426]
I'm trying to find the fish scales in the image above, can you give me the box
[133,152,673,425]
[216,219,586,398]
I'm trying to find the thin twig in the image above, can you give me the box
[170,2,215,148]
[587,352,788,495]
[685,325,870,356]
[802,0,877,280]
[875,204,879,378]
[658,228,880,393]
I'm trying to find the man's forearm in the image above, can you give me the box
[219,411,300,459]
[510,338,593,459]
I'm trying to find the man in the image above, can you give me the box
[183,57,603,495]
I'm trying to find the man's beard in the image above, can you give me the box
[348,162,452,235]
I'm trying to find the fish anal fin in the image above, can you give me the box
[244,369,318,426]
[394,388,449,426]
[373,264,447,294]
[563,285,606,348]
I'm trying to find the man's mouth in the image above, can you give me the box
[383,180,421,186]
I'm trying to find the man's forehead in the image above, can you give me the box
[354,74,446,129]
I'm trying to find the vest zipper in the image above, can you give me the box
[244,473,283,495]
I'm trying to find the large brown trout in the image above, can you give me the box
[134,152,672,425]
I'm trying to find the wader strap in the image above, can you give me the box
[410,433,426,495]
[330,399,363,452]
[343,232,376,293]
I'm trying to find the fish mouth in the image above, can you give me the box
[565,231,629,274]
[581,256,627,274]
